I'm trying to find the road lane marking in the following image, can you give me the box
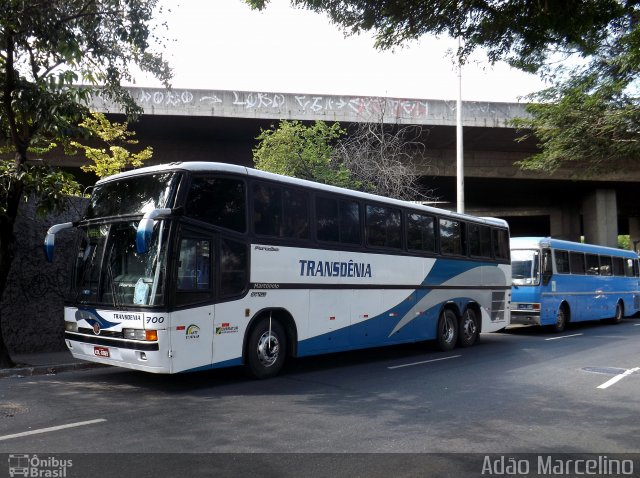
[388,354,461,370]
[597,367,640,390]
[545,333,583,341]
[0,418,106,442]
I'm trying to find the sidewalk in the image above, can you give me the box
[0,350,104,379]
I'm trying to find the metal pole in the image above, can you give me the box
[456,37,464,214]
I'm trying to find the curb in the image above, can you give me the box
[0,362,106,379]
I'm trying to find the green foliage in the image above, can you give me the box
[0,160,82,217]
[514,74,640,176]
[513,9,640,176]
[618,235,631,250]
[253,120,362,189]
[0,0,171,364]
[246,1,630,70]
[248,1,640,177]
[72,112,153,179]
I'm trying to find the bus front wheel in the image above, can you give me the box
[246,317,286,379]
[437,309,459,352]
[551,305,567,333]
[458,308,479,347]
[612,301,624,324]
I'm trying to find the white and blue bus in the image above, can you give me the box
[511,237,640,332]
[45,162,511,378]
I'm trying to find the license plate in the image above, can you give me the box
[94,346,110,358]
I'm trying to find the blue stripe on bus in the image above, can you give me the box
[298,259,500,356]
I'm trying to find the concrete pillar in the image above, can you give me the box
[582,189,618,247]
[550,205,581,242]
[629,217,640,252]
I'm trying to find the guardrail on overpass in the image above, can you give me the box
[93,86,528,128]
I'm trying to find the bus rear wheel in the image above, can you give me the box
[246,317,286,379]
[458,308,479,347]
[437,309,459,352]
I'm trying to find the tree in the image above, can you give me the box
[513,15,640,176]
[72,112,154,179]
[514,72,640,176]
[247,1,640,175]
[0,0,171,367]
[253,119,430,201]
[334,121,429,201]
[245,1,632,70]
[253,120,361,189]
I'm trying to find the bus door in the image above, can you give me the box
[540,248,558,321]
[169,230,215,373]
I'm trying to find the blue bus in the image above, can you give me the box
[511,237,640,332]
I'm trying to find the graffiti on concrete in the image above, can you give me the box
[134,88,432,119]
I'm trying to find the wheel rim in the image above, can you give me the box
[556,309,565,328]
[462,313,477,341]
[616,303,623,321]
[256,331,280,368]
[441,314,456,344]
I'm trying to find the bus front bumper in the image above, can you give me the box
[510,310,541,326]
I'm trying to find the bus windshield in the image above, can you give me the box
[512,249,540,285]
[70,220,169,307]
[85,172,180,219]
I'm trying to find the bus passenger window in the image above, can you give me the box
[282,189,309,239]
[585,254,600,275]
[569,252,585,274]
[407,213,435,252]
[340,200,361,244]
[624,258,635,277]
[440,219,463,255]
[555,250,570,274]
[220,239,248,297]
[317,197,361,244]
[177,239,211,290]
[186,177,246,232]
[492,229,509,260]
[316,197,339,242]
[366,204,401,249]
[468,223,491,258]
[599,256,613,276]
[613,257,625,276]
[253,183,282,237]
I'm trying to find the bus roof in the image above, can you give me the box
[511,237,638,258]
[96,161,509,228]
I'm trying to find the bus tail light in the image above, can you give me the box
[64,321,78,332]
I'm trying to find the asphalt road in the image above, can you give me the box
[1,318,639,476]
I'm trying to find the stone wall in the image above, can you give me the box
[0,198,87,354]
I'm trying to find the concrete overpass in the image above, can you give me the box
[72,86,640,248]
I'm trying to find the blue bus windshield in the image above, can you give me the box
[512,249,540,285]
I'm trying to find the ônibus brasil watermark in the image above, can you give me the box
[8,454,72,478]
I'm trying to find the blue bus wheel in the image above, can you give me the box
[551,306,567,333]
[613,302,624,324]
[437,309,458,352]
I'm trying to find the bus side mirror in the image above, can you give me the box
[44,222,75,262]
[136,208,172,254]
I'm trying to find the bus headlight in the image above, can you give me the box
[64,321,78,332]
[123,328,158,341]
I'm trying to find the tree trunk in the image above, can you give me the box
[0,174,24,368]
